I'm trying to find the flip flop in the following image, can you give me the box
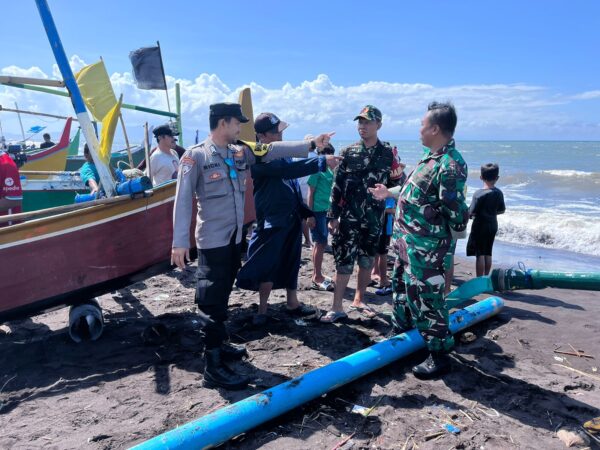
[349,305,377,319]
[319,310,347,323]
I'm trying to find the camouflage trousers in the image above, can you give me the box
[332,211,381,274]
[391,237,454,353]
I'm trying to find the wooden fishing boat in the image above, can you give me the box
[20,170,86,211]
[0,1,250,340]
[20,117,73,175]
[65,141,146,171]
[0,181,194,322]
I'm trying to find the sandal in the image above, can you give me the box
[349,305,377,318]
[311,279,334,292]
[319,310,348,323]
[286,303,317,317]
[367,279,379,288]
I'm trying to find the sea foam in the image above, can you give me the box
[495,208,600,256]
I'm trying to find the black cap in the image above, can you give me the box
[153,124,176,138]
[209,102,249,123]
[254,112,289,134]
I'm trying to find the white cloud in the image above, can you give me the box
[1,56,600,145]
[572,90,600,100]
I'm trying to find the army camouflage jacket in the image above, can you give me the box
[327,139,394,220]
[393,139,468,242]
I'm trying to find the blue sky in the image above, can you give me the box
[1,1,600,142]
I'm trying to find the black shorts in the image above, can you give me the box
[466,224,497,257]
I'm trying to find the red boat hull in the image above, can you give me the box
[0,182,195,321]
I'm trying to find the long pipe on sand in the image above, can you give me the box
[445,267,600,309]
[491,268,600,292]
[133,297,504,450]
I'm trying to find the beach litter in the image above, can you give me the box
[554,346,595,359]
[444,423,461,434]
[153,293,169,301]
[556,428,588,447]
[583,416,600,434]
[460,331,477,343]
[350,404,371,416]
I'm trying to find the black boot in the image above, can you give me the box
[220,342,248,360]
[412,352,451,379]
[203,348,250,390]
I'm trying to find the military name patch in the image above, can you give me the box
[203,162,220,170]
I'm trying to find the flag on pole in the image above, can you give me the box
[27,125,46,134]
[98,95,123,166]
[129,46,167,90]
[75,60,118,122]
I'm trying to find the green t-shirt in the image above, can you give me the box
[307,167,334,212]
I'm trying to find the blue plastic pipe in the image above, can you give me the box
[133,297,504,450]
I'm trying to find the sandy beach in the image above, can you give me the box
[1,248,599,449]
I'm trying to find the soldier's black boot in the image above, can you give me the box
[412,352,451,379]
[220,342,248,360]
[203,348,250,390]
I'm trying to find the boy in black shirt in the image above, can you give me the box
[466,163,506,276]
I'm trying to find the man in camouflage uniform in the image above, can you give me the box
[370,102,468,378]
[321,105,394,322]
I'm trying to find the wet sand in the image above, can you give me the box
[1,249,599,449]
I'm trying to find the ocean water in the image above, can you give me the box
[332,140,600,271]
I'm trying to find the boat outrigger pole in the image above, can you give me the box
[34,0,116,197]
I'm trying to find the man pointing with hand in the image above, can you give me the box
[172,102,333,390]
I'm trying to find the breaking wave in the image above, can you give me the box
[492,208,600,256]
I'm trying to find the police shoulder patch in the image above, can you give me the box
[180,155,196,175]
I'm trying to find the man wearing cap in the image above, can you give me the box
[172,102,333,390]
[370,102,468,379]
[321,105,394,323]
[236,113,339,326]
[137,123,184,172]
[147,124,180,185]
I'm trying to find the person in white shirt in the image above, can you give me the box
[148,124,179,185]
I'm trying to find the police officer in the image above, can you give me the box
[171,102,332,389]
[321,105,394,323]
[370,101,468,379]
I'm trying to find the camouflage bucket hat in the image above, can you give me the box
[354,105,382,122]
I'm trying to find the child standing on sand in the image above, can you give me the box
[466,163,506,277]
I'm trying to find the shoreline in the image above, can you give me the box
[455,238,600,272]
